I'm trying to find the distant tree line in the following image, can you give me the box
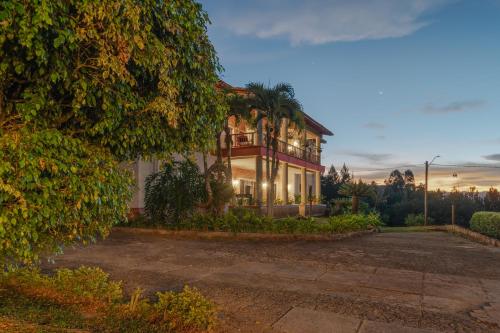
[322,165,500,227]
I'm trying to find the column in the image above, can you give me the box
[256,118,263,146]
[299,167,307,216]
[281,162,288,204]
[256,156,263,208]
[281,118,289,141]
[302,129,307,159]
[315,171,321,204]
[316,136,321,162]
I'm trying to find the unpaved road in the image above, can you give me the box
[43,230,500,332]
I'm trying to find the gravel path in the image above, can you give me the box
[43,230,500,332]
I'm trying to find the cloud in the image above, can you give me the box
[341,151,392,162]
[422,100,486,114]
[208,0,452,45]
[364,122,386,129]
[483,154,500,162]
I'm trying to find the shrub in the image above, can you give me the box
[52,267,123,303]
[178,209,382,235]
[470,212,500,239]
[327,213,382,233]
[155,286,215,331]
[145,160,206,224]
[404,213,432,226]
[1,267,216,332]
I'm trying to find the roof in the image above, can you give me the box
[218,80,334,136]
[303,113,334,136]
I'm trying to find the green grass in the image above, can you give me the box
[380,226,436,233]
[0,288,87,332]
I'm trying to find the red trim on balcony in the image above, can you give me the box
[222,147,325,172]
[262,147,325,172]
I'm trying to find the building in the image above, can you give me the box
[129,82,333,217]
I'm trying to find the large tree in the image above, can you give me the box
[321,165,341,202]
[0,0,224,265]
[244,82,304,217]
[340,164,353,184]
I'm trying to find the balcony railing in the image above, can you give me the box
[228,132,320,165]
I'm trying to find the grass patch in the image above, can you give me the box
[0,267,215,333]
[380,226,435,233]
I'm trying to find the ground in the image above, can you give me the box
[43,230,500,333]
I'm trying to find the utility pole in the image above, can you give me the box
[424,155,440,226]
[451,203,456,225]
[424,161,429,226]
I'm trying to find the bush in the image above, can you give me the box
[144,160,205,224]
[155,286,215,331]
[327,213,383,233]
[404,213,433,226]
[177,209,382,235]
[52,267,123,303]
[470,212,500,239]
[0,129,132,267]
[1,267,215,332]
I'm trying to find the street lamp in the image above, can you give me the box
[424,155,440,226]
[451,172,458,225]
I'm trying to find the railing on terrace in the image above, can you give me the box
[229,132,320,165]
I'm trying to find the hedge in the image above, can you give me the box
[128,208,383,235]
[470,212,500,239]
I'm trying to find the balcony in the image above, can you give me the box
[228,132,320,165]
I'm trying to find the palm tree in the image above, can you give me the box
[339,180,375,214]
[244,82,304,217]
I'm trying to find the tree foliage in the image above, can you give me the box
[321,164,354,203]
[0,0,223,264]
[0,129,132,265]
[377,170,497,227]
[0,0,224,158]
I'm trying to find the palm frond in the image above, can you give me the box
[273,82,295,98]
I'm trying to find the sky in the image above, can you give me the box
[199,0,500,191]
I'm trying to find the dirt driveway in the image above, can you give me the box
[43,230,500,333]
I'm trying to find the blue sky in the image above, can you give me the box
[199,0,500,190]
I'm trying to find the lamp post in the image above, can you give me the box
[424,155,440,226]
[451,172,458,225]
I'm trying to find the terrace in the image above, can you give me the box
[228,132,321,165]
